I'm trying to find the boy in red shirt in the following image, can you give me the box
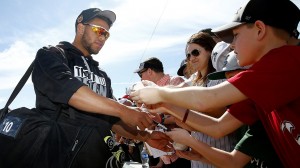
[130,0,300,167]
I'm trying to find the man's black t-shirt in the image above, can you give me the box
[32,41,119,125]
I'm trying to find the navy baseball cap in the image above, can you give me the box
[177,59,187,76]
[212,0,300,43]
[75,8,116,29]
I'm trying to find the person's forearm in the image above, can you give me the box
[167,107,224,138]
[188,138,250,168]
[159,86,209,111]
[186,110,227,138]
[68,86,129,118]
[112,121,150,142]
[159,81,246,112]
[165,106,243,138]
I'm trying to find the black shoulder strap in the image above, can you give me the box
[0,46,66,119]
[0,61,34,119]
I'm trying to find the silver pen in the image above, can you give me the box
[152,119,168,131]
[140,104,168,131]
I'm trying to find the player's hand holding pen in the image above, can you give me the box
[128,81,169,131]
[140,104,169,131]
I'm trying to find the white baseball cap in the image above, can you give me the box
[208,51,251,80]
[211,41,231,71]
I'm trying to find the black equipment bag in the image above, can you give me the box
[0,46,124,168]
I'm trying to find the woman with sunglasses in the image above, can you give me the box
[185,32,216,86]
[180,32,239,168]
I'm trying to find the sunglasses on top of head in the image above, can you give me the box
[83,23,110,40]
[186,49,200,60]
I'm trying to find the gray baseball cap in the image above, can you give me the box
[207,51,250,80]
[75,8,116,29]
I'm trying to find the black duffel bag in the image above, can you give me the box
[0,106,122,168]
[0,106,92,168]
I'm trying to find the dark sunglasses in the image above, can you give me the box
[83,23,110,40]
[138,69,148,78]
[186,49,200,60]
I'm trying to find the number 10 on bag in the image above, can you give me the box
[0,116,24,138]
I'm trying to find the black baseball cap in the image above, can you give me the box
[177,59,187,76]
[134,57,164,73]
[199,28,216,37]
[75,8,116,29]
[212,0,300,43]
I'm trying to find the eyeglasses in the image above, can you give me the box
[186,49,200,60]
[138,69,148,78]
[83,23,110,40]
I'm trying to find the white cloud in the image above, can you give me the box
[0,97,5,104]
[0,41,33,89]
[96,0,245,65]
[0,24,73,90]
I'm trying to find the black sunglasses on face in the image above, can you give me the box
[138,69,148,78]
[186,49,200,60]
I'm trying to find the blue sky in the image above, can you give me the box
[1,0,299,109]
